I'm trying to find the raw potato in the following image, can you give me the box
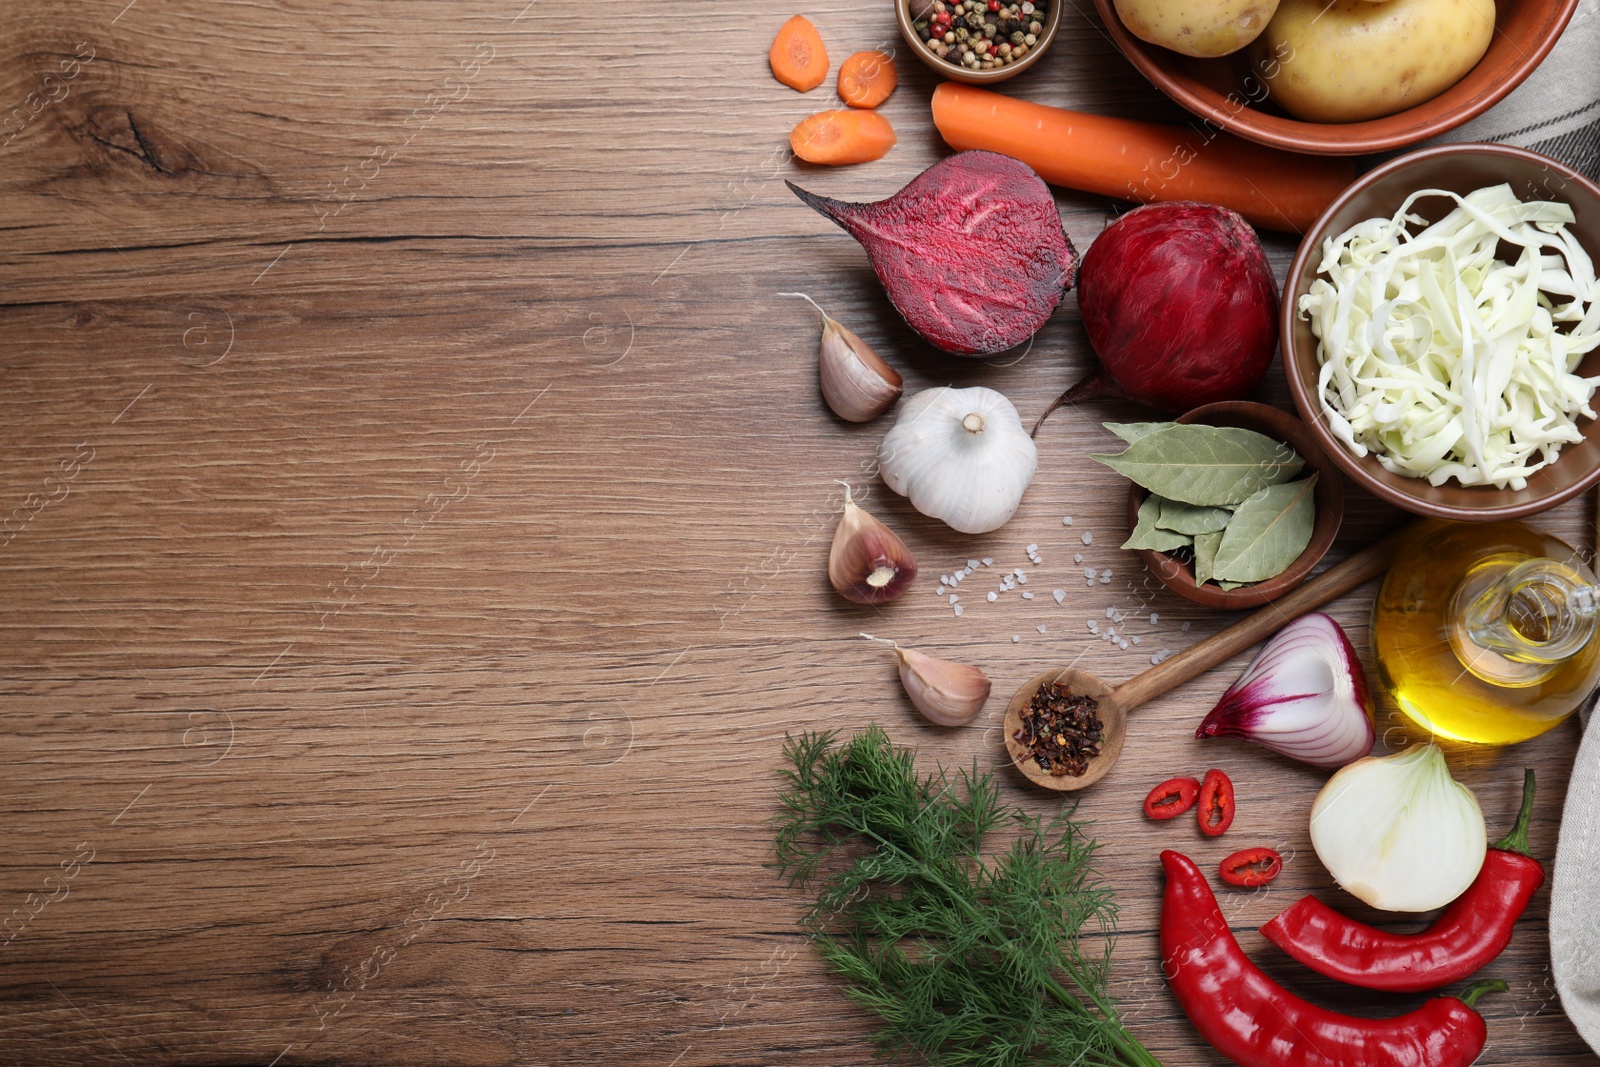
[1259,0,1494,123]
[1113,0,1280,57]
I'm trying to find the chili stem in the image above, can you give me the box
[1490,768,1536,856]
[1459,978,1510,1010]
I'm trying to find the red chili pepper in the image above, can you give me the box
[1197,768,1233,836]
[1142,776,1200,820]
[1219,847,1282,887]
[1161,849,1506,1067]
[1262,768,1544,993]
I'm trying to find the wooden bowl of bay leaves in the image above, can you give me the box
[1115,401,1344,610]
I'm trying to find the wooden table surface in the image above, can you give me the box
[2,2,1596,1064]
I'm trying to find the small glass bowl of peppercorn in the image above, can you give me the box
[896,0,1060,84]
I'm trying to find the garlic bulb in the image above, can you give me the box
[862,633,991,726]
[1196,613,1375,769]
[783,292,902,423]
[877,386,1038,534]
[828,483,917,604]
[1310,743,1487,912]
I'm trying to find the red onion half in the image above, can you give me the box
[1196,612,1375,769]
[1036,202,1277,431]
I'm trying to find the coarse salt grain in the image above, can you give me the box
[987,591,998,602]
[982,557,994,566]
[1105,608,1115,619]
[967,559,979,570]
[1022,591,1034,600]
[1026,544,1038,553]
[1119,639,1129,650]
[1149,613,1159,625]
[1053,589,1066,604]
[1062,515,1073,525]
[1081,532,1093,545]
[1037,624,1047,634]
[1017,574,1028,585]
[1181,621,1191,631]
[1084,566,1097,579]
[1012,634,1021,643]
[1131,635,1140,645]
[949,594,959,604]
[1151,649,1171,665]
[1087,621,1098,632]
[954,605,964,616]
[1073,553,1084,564]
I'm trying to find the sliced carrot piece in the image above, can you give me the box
[769,15,829,92]
[790,109,896,165]
[837,51,897,109]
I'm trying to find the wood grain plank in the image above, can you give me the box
[1,0,1596,1064]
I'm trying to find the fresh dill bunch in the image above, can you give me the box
[773,724,1162,1067]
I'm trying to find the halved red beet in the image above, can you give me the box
[788,151,1076,357]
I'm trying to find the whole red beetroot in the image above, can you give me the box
[1052,203,1278,419]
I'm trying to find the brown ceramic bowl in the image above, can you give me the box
[1090,0,1577,156]
[1283,144,1600,521]
[896,0,1062,84]
[1125,401,1344,610]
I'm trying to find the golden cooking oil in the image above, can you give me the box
[1373,519,1600,745]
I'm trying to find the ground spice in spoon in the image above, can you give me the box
[1014,681,1102,777]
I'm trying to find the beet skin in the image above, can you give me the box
[1070,202,1278,413]
[788,151,1077,357]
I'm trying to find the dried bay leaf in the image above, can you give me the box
[1193,531,1224,585]
[1123,495,1193,552]
[1105,422,1175,445]
[1212,475,1318,583]
[1091,425,1304,506]
[1157,498,1234,535]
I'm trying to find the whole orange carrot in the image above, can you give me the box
[930,82,1355,233]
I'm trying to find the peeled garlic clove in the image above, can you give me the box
[819,316,902,423]
[829,484,917,604]
[878,386,1038,535]
[1196,612,1375,769]
[863,634,991,726]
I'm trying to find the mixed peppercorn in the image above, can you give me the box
[1014,680,1101,777]
[911,0,1047,72]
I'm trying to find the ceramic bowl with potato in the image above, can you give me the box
[1092,0,1577,154]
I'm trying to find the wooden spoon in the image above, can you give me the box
[1003,532,1404,792]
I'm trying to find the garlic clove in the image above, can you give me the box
[820,316,903,423]
[783,291,903,423]
[863,633,991,726]
[1196,612,1375,769]
[829,483,917,604]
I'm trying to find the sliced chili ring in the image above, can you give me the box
[1143,777,1201,820]
[1220,847,1282,887]
[1197,768,1235,837]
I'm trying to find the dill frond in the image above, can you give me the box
[772,724,1163,1067]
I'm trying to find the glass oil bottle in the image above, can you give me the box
[1372,519,1600,745]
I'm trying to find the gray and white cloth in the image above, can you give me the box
[1426,3,1600,176]
[1421,2,1600,1051]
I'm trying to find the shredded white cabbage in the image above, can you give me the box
[1299,183,1600,490]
